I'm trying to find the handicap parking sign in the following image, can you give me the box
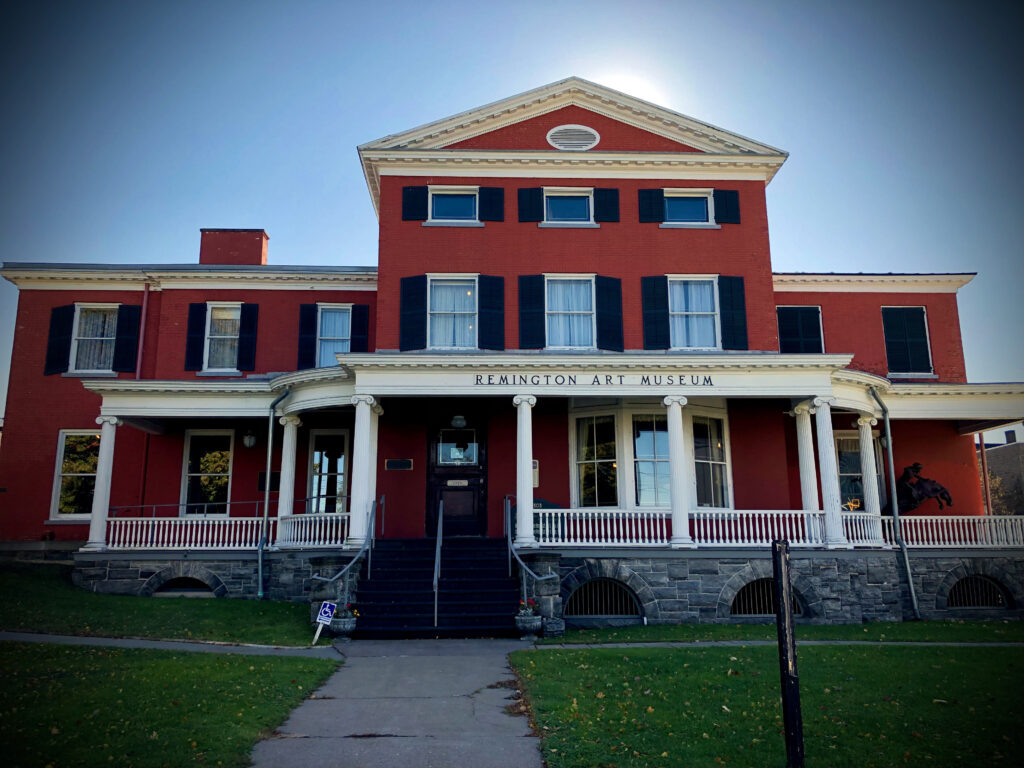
[317,601,337,625]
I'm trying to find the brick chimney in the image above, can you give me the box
[199,229,269,266]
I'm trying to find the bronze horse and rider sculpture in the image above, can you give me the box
[882,462,953,515]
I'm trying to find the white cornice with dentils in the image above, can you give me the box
[1,267,378,291]
[358,77,789,216]
[773,273,975,294]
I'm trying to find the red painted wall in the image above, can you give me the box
[376,175,776,352]
[446,105,702,153]
[776,290,967,382]
[890,420,983,516]
[728,399,799,511]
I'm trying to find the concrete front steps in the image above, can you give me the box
[353,538,521,638]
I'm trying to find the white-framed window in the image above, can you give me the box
[307,429,349,514]
[70,304,118,373]
[834,432,887,511]
[568,400,733,511]
[181,430,233,515]
[427,185,479,224]
[668,277,720,349]
[662,188,715,226]
[428,275,477,349]
[543,187,594,225]
[50,429,101,518]
[317,304,351,366]
[204,302,242,371]
[545,275,595,349]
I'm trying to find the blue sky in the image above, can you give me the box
[2,0,1023,415]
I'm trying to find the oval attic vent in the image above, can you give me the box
[546,124,600,151]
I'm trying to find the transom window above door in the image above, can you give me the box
[429,277,477,349]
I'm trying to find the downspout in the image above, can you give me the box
[257,387,291,599]
[135,283,150,506]
[869,386,920,619]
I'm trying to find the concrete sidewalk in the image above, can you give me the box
[0,630,342,658]
[252,638,543,768]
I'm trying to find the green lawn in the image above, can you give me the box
[542,619,1024,645]
[0,563,326,646]
[0,642,337,768]
[512,644,1024,767]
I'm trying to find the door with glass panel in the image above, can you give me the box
[427,413,487,537]
[308,431,348,515]
[575,415,618,507]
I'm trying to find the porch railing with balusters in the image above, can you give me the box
[882,515,1024,548]
[691,510,825,547]
[534,508,670,546]
[106,501,271,550]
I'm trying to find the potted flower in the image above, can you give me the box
[330,603,359,637]
[515,598,543,637]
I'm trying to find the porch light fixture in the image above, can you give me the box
[451,415,467,429]
[242,430,257,449]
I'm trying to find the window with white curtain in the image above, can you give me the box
[546,277,594,348]
[693,415,729,507]
[317,305,351,365]
[429,278,477,348]
[668,278,718,349]
[205,303,241,370]
[71,305,117,372]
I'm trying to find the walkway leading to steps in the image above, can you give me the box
[251,638,544,768]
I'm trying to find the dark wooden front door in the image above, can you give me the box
[427,416,487,537]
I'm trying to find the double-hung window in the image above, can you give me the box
[544,188,593,225]
[205,303,241,371]
[663,188,714,226]
[429,277,477,349]
[317,305,351,365]
[882,306,933,375]
[181,431,233,515]
[50,430,101,517]
[668,278,719,349]
[546,277,594,348]
[70,305,118,373]
[427,186,479,225]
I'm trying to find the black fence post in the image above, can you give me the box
[772,539,805,768]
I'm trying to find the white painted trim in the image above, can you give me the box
[773,273,974,293]
[68,303,119,374]
[203,302,243,373]
[306,428,351,514]
[427,275,479,350]
[315,303,353,367]
[544,275,597,350]
[666,276,722,351]
[180,429,234,517]
[881,305,933,376]
[50,429,101,519]
[2,270,376,292]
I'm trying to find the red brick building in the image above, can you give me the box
[2,79,1022,633]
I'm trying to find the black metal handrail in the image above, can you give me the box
[504,494,557,605]
[311,497,379,605]
[433,500,444,627]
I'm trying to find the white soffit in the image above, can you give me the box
[773,273,975,294]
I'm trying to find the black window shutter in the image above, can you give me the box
[518,188,543,222]
[184,303,207,371]
[883,307,931,373]
[402,186,428,221]
[399,275,427,351]
[638,189,665,223]
[595,275,624,352]
[111,304,141,372]
[477,275,505,350]
[641,276,670,350]
[518,275,545,349]
[237,303,259,371]
[297,304,318,370]
[713,189,741,224]
[44,304,75,375]
[718,276,748,350]
[478,187,504,222]
[593,188,620,223]
[777,306,822,354]
[350,305,370,353]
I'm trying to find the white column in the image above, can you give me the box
[347,395,375,547]
[513,395,537,547]
[812,397,848,548]
[367,402,382,517]
[664,396,695,548]
[276,415,302,524]
[85,416,122,550]
[857,414,885,545]
[791,402,820,511]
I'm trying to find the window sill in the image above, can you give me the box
[63,371,117,378]
[668,346,723,352]
[196,370,243,378]
[46,518,90,525]
[538,222,600,229]
[659,222,721,229]
[888,372,938,380]
[422,221,485,228]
